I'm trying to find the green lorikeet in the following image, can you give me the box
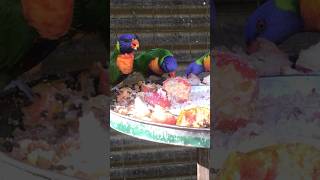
[134,48,178,78]
[109,34,140,85]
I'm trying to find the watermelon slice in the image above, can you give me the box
[143,90,171,108]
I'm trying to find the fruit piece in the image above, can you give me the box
[150,106,177,125]
[133,96,150,118]
[216,52,257,79]
[21,0,74,39]
[177,107,210,128]
[116,87,134,106]
[187,73,202,85]
[202,75,210,85]
[143,89,171,108]
[163,77,191,103]
[217,144,320,180]
[141,82,158,93]
[214,51,258,132]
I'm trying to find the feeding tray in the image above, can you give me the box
[0,151,80,180]
[258,74,320,97]
[110,77,210,148]
[110,110,210,148]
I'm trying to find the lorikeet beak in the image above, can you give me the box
[169,72,176,78]
[131,39,139,50]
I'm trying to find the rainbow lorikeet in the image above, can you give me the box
[134,48,178,78]
[0,0,107,142]
[186,0,214,77]
[185,52,211,76]
[0,0,108,100]
[245,0,320,53]
[109,34,140,85]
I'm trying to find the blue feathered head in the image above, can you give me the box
[160,56,178,73]
[244,0,303,53]
[117,34,140,54]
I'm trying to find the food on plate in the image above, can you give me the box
[202,75,210,85]
[212,80,320,174]
[3,74,108,179]
[163,77,191,103]
[143,89,171,108]
[187,73,202,85]
[112,76,210,128]
[214,51,258,132]
[296,41,320,73]
[215,51,258,105]
[216,143,320,179]
[150,106,177,125]
[116,87,135,106]
[132,96,151,118]
[245,38,293,76]
[177,107,210,128]
[140,81,160,92]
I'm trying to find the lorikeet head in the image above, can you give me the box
[160,56,178,77]
[244,0,304,54]
[117,34,140,54]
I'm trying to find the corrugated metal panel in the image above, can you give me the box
[214,0,260,48]
[110,129,197,180]
[110,0,210,70]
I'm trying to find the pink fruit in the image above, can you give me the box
[144,91,171,108]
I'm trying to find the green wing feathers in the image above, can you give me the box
[275,0,299,13]
[0,0,37,69]
[134,48,173,75]
[134,51,153,75]
[195,52,210,65]
[109,46,121,85]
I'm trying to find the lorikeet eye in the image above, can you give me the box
[256,19,266,33]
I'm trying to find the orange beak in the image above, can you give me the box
[169,72,176,78]
[131,39,140,50]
